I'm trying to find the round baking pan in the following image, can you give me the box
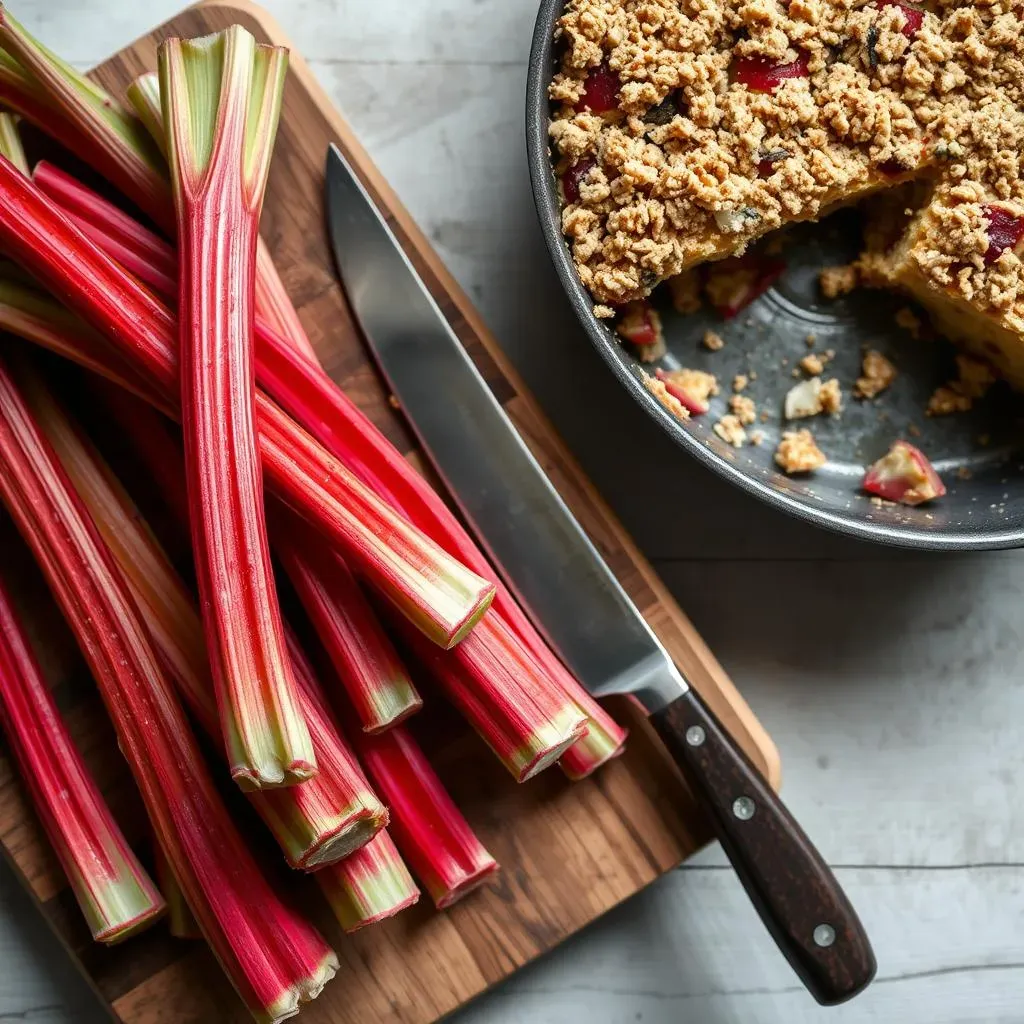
[526,0,1024,550]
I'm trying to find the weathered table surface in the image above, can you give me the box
[2,2,1022,1022]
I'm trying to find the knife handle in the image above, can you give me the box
[650,689,875,1006]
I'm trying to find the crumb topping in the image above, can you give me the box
[775,428,827,473]
[702,329,726,351]
[714,414,748,446]
[819,264,859,298]
[729,393,757,424]
[733,372,749,391]
[643,374,691,419]
[854,348,897,398]
[894,306,923,338]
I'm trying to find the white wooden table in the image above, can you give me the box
[3,2,1023,1021]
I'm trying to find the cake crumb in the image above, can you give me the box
[870,495,898,508]
[775,430,827,474]
[805,334,817,348]
[749,371,758,381]
[955,355,997,400]
[819,378,843,415]
[713,415,747,447]
[854,350,897,399]
[800,351,832,376]
[908,423,922,437]
[894,307,922,340]
[927,386,973,416]
[593,304,615,319]
[819,265,858,299]
[957,466,973,481]
[702,330,725,352]
[729,394,757,425]
[733,374,749,393]
[388,395,401,410]
[750,429,765,446]
[643,375,691,421]
[665,368,719,406]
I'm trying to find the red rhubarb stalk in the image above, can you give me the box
[0,153,494,649]
[358,726,498,908]
[317,831,420,933]
[160,27,314,790]
[0,350,337,1021]
[26,372,387,869]
[274,516,423,733]
[0,575,166,944]
[32,161,178,298]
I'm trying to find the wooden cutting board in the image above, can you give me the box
[0,3,781,1021]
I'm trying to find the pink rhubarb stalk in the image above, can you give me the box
[0,350,337,1021]
[26,371,387,869]
[160,27,313,790]
[274,518,423,733]
[317,831,420,932]
[0,575,165,944]
[358,727,498,908]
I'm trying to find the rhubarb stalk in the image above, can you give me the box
[357,727,498,908]
[317,831,420,933]
[159,27,314,790]
[274,517,422,733]
[0,164,496,650]
[25,369,387,869]
[0,575,165,944]
[0,109,27,173]
[0,350,337,1021]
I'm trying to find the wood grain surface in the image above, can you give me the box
[0,3,780,1021]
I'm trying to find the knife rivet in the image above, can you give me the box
[732,796,755,821]
[685,726,706,747]
[813,924,836,948]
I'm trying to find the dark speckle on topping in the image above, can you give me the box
[867,26,880,69]
[643,96,678,126]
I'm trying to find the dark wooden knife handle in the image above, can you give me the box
[651,689,876,1006]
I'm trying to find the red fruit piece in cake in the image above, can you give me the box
[877,0,925,37]
[863,441,946,505]
[655,368,717,416]
[561,158,596,204]
[580,63,621,113]
[705,255,786,318]
[615,300,665,361]
[982,204,1024,265]
[732,52,810,94]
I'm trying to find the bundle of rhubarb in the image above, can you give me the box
[0,10,628,1022]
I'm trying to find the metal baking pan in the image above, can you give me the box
[526,0,1024,550]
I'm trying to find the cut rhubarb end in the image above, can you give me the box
[877,0,925,37]
[982,204,1024,265]
[863,441,946,506]
[732,51,810,93]
[560,724,629,780]
[517,706,591,781]
[317,832,421,933]
[357,727,500,909]
[580,62,621,113]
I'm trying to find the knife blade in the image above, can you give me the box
[325,143,875,1005]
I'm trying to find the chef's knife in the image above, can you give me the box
[325,143,876,1006]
